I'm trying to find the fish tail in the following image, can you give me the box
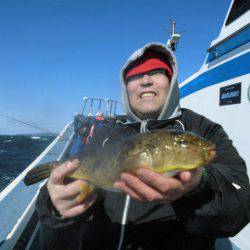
[23,161,61,186]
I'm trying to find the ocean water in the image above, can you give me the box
[0,134,55,192]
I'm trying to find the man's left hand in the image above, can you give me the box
[113,168,203,202]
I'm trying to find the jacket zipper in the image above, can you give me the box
[140,119,149,133]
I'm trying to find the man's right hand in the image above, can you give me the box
[47,158,97,218]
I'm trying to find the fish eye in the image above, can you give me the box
[179,141,186,146]
[174,139,187,147]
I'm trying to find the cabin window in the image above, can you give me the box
[225,0,250,25]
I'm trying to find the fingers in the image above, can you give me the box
[179,167,203,191]
[46,158,97,218]
[63,193,97,218]
[75,182,93,203]
[178,171,192,182]
[63,204,89,218]
[61,180,93,203]
[62,179,89,198]
[114,181,145,201]
[49,158,80,185]
[114,169,189,202]
[114,173,165,202]
[48,179,97,218]
[48,179,86,210]
[114,167,203,203]
[136,168,184,194]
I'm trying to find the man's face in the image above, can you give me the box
[126,69,170,120]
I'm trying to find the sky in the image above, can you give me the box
[0,0,230,135]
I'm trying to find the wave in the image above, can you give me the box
[31,136,41,140]
[1,175,15,182]
[0,134,55,192]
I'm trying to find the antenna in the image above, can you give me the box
[166,18,182,51]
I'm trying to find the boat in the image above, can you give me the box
[180,0,250,249]
[0,98,118,249]
[0,0,249,248]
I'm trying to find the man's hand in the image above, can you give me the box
[113,168,203,202]
[47,159,97,218]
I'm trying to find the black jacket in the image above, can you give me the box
[36,109,250,250]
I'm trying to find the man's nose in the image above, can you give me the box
[140,74,153,87]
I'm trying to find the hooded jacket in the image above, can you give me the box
[36,43,250,250]
[120,42,181,122]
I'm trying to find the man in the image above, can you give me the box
[36,43,250,250]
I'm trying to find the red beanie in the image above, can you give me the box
[125,50,173,80]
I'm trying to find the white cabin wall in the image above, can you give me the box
[180,74,250,176]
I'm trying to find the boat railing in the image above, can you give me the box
[81,97,119,117]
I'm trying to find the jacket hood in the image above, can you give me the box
[120,42,181,122]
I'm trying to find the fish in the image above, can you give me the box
[23,129,216,196]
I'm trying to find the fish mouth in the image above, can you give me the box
[206,149,216,164]
[209,150,216,159]
[203,143,216,163]
[204,143,216,152]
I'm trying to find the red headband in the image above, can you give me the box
[125,51,173,80]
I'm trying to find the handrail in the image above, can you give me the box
[81,97,119,117]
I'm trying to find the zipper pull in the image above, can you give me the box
[140,119,149,133]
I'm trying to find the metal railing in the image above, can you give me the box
[81,97,119,117]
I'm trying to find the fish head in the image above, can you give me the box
[172,131,216,166]
[118,130,217,177]
[149,130,217,173]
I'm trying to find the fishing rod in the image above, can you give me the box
[0,112,59,137]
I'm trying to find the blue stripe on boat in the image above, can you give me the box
[180,52,250,99]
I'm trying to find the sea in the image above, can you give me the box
[0,134,55,192]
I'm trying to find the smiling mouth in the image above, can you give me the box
[140,92,156,98]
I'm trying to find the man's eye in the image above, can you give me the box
[125,68,166,83]
[126,74,143,83]
[147,69,166,76]
[150,73,162,77]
